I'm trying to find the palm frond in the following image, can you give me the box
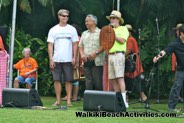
[19,0,31,14]
[38,0,51,7]
[0,0,12,6]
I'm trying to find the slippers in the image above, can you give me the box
[52,102,61,107]
[72,99,78,102]
[72,98,81,102]
[72,97,81,102]
[67,103,73,107]
[61,97,72,101]
[61,97,67,101]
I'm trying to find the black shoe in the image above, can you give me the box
[141,98,148,103]
[178,98,184,103]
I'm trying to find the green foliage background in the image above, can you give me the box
[0,0,184,96]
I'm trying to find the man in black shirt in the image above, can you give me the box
[153,24,184,112]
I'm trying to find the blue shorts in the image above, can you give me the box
[73,81,79,86]
[17,76,36,86]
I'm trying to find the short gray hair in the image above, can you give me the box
[86,14,98,25]
[22,47,31,54]
[58,9,69,16]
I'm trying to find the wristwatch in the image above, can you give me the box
[95,51,99,55]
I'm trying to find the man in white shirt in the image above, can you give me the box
[47,9,78,107]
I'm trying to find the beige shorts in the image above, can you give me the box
[108,53,125,79]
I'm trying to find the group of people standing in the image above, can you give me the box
[11,8,183,112]
[46,9,147,108]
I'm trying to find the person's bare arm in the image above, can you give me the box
[79,47,87,62]
[24,68,37,77]
[115,35,126,44]
[48,42,55,69]
[88,46,104,61]
[72,42,78,66]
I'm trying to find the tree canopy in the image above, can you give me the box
[0,0,183,95]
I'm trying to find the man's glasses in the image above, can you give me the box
[60,14,69,18]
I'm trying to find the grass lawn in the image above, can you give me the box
[0,97,183,123]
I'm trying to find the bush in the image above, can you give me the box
[139,20,175,98]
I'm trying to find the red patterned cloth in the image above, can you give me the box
[0,50,8,105]
[102,62,113,91]
[171,53,177,72]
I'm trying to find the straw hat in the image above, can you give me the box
[106,10,124,24]
[125,24,136,32]
[172,23,183,30]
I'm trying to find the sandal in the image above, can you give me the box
[67,103,73,107]
[52,102,61,107]
[72,98,78,102]
[61,97,67,101]
[61,97,72,101]
[72,97,81,102]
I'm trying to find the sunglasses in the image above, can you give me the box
[110,17,118,20]
[60,14,69,18]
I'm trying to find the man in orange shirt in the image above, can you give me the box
[125,24,147,102]
[14,48,38,89]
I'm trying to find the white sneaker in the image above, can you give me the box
[125,102,129,108]
[122,92,129,108]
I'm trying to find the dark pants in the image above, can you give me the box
[168,71,184,109]
[84,66,103,90]
[125,75,142,94]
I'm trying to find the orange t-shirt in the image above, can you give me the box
[14,57,38,78]
[125,36,143,78]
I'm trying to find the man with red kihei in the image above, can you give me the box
[125,24,147,103]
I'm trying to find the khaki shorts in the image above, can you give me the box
[108,53,125,79]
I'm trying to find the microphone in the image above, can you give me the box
[109,23,114,27]
[155,18,158,22]
[156,52,163,58]
[155,17,160,36]
[138,28,141,40]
